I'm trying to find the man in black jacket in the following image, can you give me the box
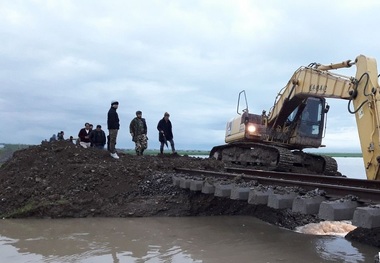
[89,125,106,149]
[107,101,120,159]
[157,112,176,154]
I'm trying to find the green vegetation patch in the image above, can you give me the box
[316,152,362,158]
[1,199,69,218]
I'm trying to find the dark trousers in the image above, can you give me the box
[94,145,104,150]
[160,139,175,153]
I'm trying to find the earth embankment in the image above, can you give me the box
[0,140,379,248]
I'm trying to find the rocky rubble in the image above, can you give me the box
[0,140,379,248]
[0,141,315,226]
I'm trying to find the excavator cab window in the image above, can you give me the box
[298,97,324,137]
[287,108,299,123]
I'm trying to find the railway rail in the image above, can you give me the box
[174,167,380,204]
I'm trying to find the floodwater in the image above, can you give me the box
[0,216,378,263]
[335,157,366,179]
[0,157,378,263]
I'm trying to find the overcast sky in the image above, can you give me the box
[1,0,379,152]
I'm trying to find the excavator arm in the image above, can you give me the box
[352,55,380,180]
[266,55,380,180]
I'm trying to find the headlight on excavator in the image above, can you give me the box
[246,124,256,134]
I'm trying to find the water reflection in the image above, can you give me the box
[315,237,365,263]
[0,216,377,263]
[0,218,202,262]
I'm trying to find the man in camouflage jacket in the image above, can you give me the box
[129,110,148,155]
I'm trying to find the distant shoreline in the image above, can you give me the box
[0,143,363,161]
[122,150,363,158]
[313,153,362,158]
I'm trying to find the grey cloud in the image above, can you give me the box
[1,1,379,152]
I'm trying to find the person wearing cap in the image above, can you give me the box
[129,110,148,155]
[157,112,176,154]
[89,125,107,149]
[107,101,120,159]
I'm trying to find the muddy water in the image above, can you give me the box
[0,157,373,262]
[0,216,378,263]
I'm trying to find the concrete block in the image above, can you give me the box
[267,192,297,209]
[292,196,326,215]
[179,178,191,189]
[318,200,358,221]
[201,182,215,194]
[190,180,204,191]
[248,188,274,205]
[172,175,181,187]
[214,183,233,198]
[230,186,250,200]
[352,205,380,229]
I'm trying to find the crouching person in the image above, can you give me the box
[89,125,106,149]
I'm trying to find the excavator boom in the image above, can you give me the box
[268,55,380,180]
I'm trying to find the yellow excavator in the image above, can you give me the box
[210,55,380,180]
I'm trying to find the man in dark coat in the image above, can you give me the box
[89,125,107,149]
[107,101,120,159]
[57,131,64,141]
[157,112,176,154]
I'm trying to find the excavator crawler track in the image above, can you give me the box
[210,143,341,176]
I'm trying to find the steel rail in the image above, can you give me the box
[174,168,380,203]
[225,167,380,189]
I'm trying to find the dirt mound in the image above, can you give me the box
[2,140,380,248]
[0,140,225,218]
[0,140,315,227]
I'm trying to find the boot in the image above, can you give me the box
[171,145,177,154]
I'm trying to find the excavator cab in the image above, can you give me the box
[224,92,327,150]
[297,97,324,137]
[288,97,327,149]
